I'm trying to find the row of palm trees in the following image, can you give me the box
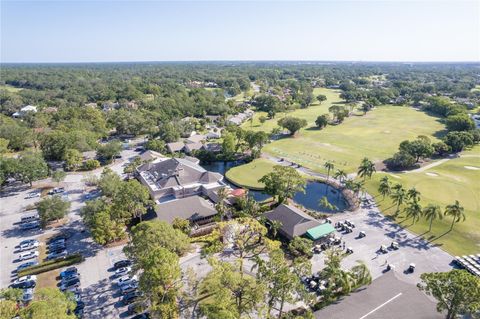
[378,176,466,231]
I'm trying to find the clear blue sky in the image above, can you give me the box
[1,0,479,63]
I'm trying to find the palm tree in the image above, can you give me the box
[357,157,376,181]
[215,187,229,221]
[269,220,282,238]
[324,161,334,181]
[406,187,421,203]
[350,261,372,288]
[378,176,391,200]
[390,184,406,215]
[423,204,442,232]
[444,200,466,231]
[319,196,337,211]
[334,169,347,184]
[404,199,422,225]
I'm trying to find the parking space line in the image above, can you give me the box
[358,292,402,319]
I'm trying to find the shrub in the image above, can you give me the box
[386,151,416,170]
[83,159,100,170]
[18,254,83,277]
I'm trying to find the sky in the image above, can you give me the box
[1,0,479,63]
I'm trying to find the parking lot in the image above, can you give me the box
[311,196,454,285]
[0,147,142,318]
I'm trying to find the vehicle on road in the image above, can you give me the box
[17,261,38,272]
[60,267,78,279]
[46,250,68,260]
[60,278,80,291]
[115,266,132,277]
[18,251,39,261]
[113,259,132,269]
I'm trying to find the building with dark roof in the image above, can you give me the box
[136,157,224,201]
[154,195,217,224]
[264,204,322,240]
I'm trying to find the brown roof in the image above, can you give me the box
[264,204,321,240]
[155,196,217,223]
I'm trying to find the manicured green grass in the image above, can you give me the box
[225,158,276,189]
[0,84,22,93]
[244,89,445,174]
[364,154,480,255]
[242,88,342,133]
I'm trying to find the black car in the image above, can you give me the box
[122,291,142,305]
[10,280,36,289]
[48,245,66,253]
[131,314,150,319]
[61,272,80,282]
[114,260,132,269]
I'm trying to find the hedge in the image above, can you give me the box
[18,254,83,277]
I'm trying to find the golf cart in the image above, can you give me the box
[408,263,416,273]
[358,231,366,238]
[380,245,388,254]
[391,241,399,250]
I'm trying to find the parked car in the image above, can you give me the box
[48,187,65,195]
[20,221,40,230]
[21,288,34,303]
[20,214,39,223]
[48,238,66,246]
[46,250,67,260]
[61,273,80,282]
[12,275,37,285]
[18,251,39,261]
[116,275,137,287]
[48,245,66,253]
[19,241,39,251]
[60,267,78,279]
[48,231,71,242]
[131,314,150,319]
[128,301,149,315]
[18,239,39,247]
[120,282,139,295]
[25,192,41,199]
[122,291,142,305]
[10,280,36,289]
[113,260,132,269]
[115,266,132,277]
[60,278,80,291]
[17,261,38,272]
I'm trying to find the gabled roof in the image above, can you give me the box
[167,142,185,153]
[139,150,165,162]
[186,134,206,144]
[264,204,321,240]
[184,142,204,152]
[155,196,217,223]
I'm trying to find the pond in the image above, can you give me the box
[201,161,348,213]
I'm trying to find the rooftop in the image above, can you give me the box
[155,195,217,224]
[264,204,321,240]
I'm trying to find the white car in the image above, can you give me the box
[22,288,34,302]
[13,275,37,285]
[26,192,41,199]
[116,275,137,287]
[115,266,132,277]
[19,241,39,251]
[18,251,39,261]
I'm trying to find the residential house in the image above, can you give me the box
[184,142,204,154]
[185,134,206,144]
[167,142,186,153]
[102,102,120,112]
[12,105,37,118]
[226,109,254,126]
[138,150,166,163]
[136,157,224,201]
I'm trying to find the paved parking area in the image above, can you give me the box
[314,271,443,319]
[311,196,454,285]
[1,148,142,319]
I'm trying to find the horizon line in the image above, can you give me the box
[1,59,480,65]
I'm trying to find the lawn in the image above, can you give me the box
[0,84,22,93]
[225,158,276,189]
[250,89,445,174]
[364,153,480,255]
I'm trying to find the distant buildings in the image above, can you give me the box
[227,109,254,126]
[12,105,37,118]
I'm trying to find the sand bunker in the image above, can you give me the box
[425,172,439,177]
[383,130,391,134]
[464,166,480,170]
